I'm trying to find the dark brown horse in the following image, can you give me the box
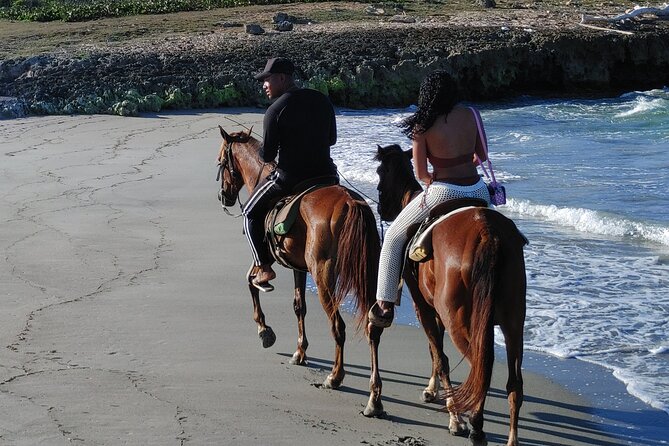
[368,144,527,446]
[216,127,383,393]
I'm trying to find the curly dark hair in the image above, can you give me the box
[399,71,460,139]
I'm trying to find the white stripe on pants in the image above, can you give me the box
[242,174,281,266]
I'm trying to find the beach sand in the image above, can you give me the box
[0,110,659,445]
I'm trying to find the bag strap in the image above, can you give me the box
[470,107,498,185]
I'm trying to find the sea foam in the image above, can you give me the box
[506,198,669,246]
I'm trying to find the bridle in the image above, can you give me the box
[216,136,270,217]
[217,139,244,216]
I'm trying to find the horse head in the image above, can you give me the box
[216,126,255,207]
[374,144,421,222]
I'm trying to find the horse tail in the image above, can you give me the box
[333,196,381,330]
[450,230,499,413]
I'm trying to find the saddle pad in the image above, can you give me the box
[273,183,334,235]
[408,206,477,262]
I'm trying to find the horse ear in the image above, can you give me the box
[245,126,253,138]
[219,125,231,142]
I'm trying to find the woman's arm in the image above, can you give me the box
[472,108,488,163]
[412,133,432,184]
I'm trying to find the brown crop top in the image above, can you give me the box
[427,151,473,168]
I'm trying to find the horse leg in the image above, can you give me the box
[442,317,472,437]
[314,261,346,389]
[363,324,386,417]
[289,270,309,365]
[502,325,524,446]
[468,402,488,446]
[416,308,447,403]
[412,304,445,402]
[406,275,468,435]
[405,276,445,402]
[422,313,468,436]
[322,309,346,389]
[247,264,276,348]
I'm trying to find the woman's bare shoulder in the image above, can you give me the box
[450,104,474,116]
[444,105,475,126]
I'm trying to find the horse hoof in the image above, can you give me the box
[421,389,438,403]
[289,352,307,366]
[362,401,386,418]
[469,430,487,446]
[449,421,469,437]
[258,327,276,348]
[321,374,342,390]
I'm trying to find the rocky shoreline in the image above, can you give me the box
[2,17,669,118]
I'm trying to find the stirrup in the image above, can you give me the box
[251,277,274,293]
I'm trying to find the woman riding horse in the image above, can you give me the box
[368,71,492,328]
[370,143,527,446]
[363,70,527,446]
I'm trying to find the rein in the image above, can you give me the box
[337,170,379,206]
[217,139,269,218]
[216,161,243,218]
[223,115,263,139]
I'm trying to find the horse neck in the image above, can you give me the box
[400,178,422,209]
[236,141,269,193]
[401,188,419,209]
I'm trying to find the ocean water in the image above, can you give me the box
[330,88,669,422]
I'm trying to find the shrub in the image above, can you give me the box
[0,0,364,22]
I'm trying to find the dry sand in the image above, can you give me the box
[0,110,629,445]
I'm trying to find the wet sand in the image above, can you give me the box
[0,110,648,445]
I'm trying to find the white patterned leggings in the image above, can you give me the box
[376,178,491,302]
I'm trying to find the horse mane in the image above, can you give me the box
[373,143,404,163]
[375,144,418,183]
[228,131,268,166]
[375,144,421,220]
[229,131,260,148]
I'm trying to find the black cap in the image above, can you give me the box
[254,57,295,81]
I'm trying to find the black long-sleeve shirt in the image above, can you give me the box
[260,88,337,183]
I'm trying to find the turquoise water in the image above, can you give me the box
[330,88,669,430]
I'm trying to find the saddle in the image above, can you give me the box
[265,175,339,270]
[406,198,489,263]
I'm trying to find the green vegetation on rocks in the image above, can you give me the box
[0,0,375,21]
[9,84,247,117]
[194,83,243,108]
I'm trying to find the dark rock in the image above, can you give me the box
[477,0,497,8]
[275,21,294,32]
[273,12,310,24]
[273,12,289,23]
[0,97,27,119]
[245,24,265,35]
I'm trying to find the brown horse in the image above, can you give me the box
[368,144,527,446]
[216,127,384,393]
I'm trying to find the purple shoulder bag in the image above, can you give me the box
[470,107,506,206]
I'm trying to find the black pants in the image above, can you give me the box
[242,171,293,266]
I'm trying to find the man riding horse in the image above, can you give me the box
[243,57,339,292]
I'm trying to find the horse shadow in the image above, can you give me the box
[278,353,668,446]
